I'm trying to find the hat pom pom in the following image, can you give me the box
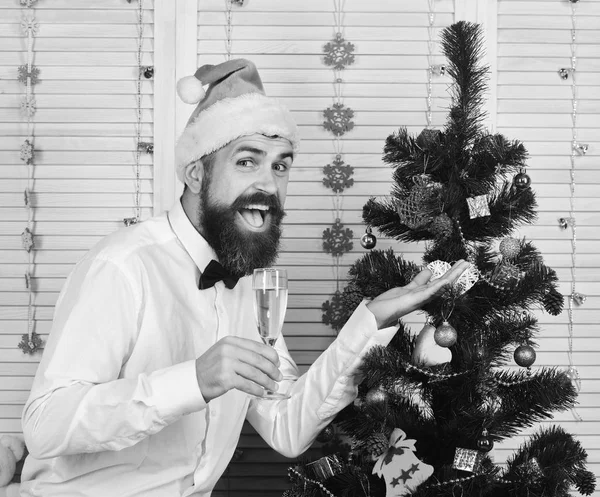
[177,76,205,104]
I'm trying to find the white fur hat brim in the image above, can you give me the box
[175,93,299,182]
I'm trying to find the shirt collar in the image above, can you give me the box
[167,198,217,273]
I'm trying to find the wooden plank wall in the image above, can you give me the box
[0,0,597,496]
[0,0,155,469]
[494,1,600,496]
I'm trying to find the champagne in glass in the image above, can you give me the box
[252,268,290,400]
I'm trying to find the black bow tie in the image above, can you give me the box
[199,260,240,290]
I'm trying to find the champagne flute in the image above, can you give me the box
[252,268,290,400]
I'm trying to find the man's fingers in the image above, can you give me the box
[235,362,279,394]
[224,336,280,367]
[440,260,471,284]
[235,347,282,382]
[408,268,433,288]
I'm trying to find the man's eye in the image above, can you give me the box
[237,159,254,167]
[273,163,288,172]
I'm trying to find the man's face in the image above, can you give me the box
[197,134,294,277]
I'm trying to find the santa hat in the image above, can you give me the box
[175,59,299,181]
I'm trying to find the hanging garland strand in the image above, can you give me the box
[559,0,586,421]
[18,0,43,354]
[321,0,357,331]
[124,0,148,226]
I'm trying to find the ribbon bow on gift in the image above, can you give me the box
[373,429,417,474]
[373,429,434,497]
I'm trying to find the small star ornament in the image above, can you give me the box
[20,0,38,7]
[123,217,139,227]
[466,195,490,219]
[430,64,446,76]
[373,428,433,496]
[574,143,589,155]
[572,292,587,306]
[558,68,572,80]
[137,141,154,154]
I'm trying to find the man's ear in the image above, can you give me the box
[182,159,204,194]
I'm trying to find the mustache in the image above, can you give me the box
[230,192,285,217]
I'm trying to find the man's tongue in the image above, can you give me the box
[239,209,264,228]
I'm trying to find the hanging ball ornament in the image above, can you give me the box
[476,429,494,452]
[474,344,486,361]
[514,344,536,368]
[360,227,377,249]
[316,424,335,443]
[365,387,388,407]
[499,237,520,260]
[434,321,458,348]
[513,169,531,189]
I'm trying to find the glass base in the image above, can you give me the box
[261,390,291,400]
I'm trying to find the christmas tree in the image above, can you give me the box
[284,21,596,497]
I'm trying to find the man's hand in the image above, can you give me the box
[195,336,283,402]
[366,260,471,329]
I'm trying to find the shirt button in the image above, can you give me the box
[211,410,217,417]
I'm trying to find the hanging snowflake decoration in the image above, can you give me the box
[20,14,39,36]
[22,227,34,252]
[323,32,355,70]
[323,155,354,193]
[18,332,43,355]
[323,103,354,136]
[321,290,346,331]
[20,0,39,7]
[18,65,40,85]
[20,96,37,118]
[322,218,353,256]
[20,139,35,164]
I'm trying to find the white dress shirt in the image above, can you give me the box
[20,199,397,497]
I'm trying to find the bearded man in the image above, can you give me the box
[20,60,468,497]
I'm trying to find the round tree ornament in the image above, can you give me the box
[514,344,536,368]
[365,387,388,407]
[476,429,494,452]
[513,169,531,189]
[499,237,520,260]
[434,321,457,348]
[360,227,377,249]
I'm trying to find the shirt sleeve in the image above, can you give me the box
[22,256,206,460]
[245,301,397,458]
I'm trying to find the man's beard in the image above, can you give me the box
[199,189,285,278]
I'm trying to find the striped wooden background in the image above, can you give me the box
[0,0,598,495]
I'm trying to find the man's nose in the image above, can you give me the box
[254,165,278,195]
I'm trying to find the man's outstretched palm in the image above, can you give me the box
[366,260,471,329]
